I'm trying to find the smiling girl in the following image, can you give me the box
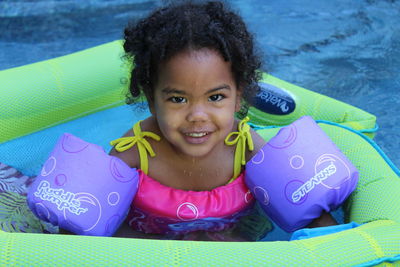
[110,1,336,241]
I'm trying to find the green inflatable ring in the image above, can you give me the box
[0,41,399,266]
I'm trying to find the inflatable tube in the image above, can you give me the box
[0,41,377,144]
[0,41,129,144]
[1,41,399,266]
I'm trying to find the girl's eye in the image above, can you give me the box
[208,94,225,102]
[169,96,187,103]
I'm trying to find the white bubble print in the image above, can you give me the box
[253,186,270,205]
[107,192,120,206]
[251,149,265,164]
[41,156,56,177]
[290,155,304,170]
[177,202,199,221]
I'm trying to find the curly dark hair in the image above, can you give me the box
[123,0,262,118]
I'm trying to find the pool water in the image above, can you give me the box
[0,0,399,167]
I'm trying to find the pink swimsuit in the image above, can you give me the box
[111,118,256,235]
[126,170,254,234]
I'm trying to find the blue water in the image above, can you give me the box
[0,0,399,167]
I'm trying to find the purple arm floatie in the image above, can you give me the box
[245,116,359,232]
[27,133,139,236]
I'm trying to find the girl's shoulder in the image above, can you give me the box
[109,127,138,168]
[109,117,160,169]
[231,118,266,162]
[247,127,266,161]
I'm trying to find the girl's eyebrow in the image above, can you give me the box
[207,84,231,93]
[161,87,186,95]
[161,84,231,95]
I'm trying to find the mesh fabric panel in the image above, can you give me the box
[0,41,129,144]
[0,220,399,266]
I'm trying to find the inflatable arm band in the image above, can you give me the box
[27,133,139,236]
[245,116,359,232]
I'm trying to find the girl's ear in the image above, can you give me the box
[145,89,156,114]
[235,89,242,112]
[149,99,156,115]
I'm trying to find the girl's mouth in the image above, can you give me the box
[183,131,211,144]
[185,132,208,137]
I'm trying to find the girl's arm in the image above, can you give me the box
[248,129,339,230]
[307,212,338,228]
[109,128,139,168]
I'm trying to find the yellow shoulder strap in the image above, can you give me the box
[109,121,161,174]
[224,117,254,183]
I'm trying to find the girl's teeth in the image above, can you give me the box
[186,132,207,137]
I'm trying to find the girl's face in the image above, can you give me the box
[152,48,241,158]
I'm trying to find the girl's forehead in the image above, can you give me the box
[160,48,232,76]
[156,49,235,91]
[164,48,226,66]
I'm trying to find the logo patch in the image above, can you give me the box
[34,180,88,215]
[252,82,296,115]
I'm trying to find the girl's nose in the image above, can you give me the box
[186,102,209,122]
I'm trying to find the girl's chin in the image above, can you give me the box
[180,149,213,159]
[166,132,225,158]
[175,143,216,159]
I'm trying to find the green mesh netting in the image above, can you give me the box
[0,220,399,266]
[0,41,129,144]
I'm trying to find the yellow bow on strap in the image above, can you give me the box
[110,121,161,174]
[224,117,254,181]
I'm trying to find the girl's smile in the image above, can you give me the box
[183,130,212,144]
[151,48,241,158]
